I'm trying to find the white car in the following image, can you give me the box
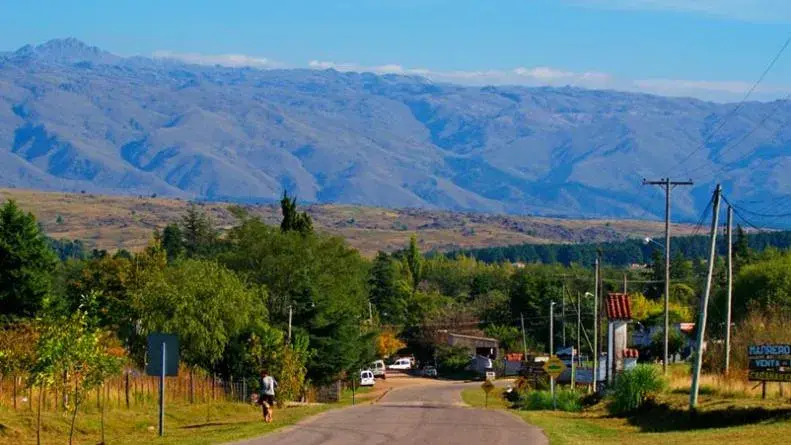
[371,360,387,379]
[360,370,375,387]
[388,358,412,370]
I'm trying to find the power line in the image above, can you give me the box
[669,35,791,177]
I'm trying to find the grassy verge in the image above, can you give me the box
[461,387,791,445]
[0,388,377,445]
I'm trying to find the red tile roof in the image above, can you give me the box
[606,293,632,320]
[623,348,640,359]
[504,353,524,362]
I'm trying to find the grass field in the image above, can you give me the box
[0,188,696,256]
[0,386,378,445]
[461,382,791,445]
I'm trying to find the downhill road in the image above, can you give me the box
[238,379,547,445]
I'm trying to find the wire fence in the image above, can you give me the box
[0,370,254,412]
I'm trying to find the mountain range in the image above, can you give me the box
[1,38,790,221]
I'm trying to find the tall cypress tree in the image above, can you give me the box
[0,200,57,320]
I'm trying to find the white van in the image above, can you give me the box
[371,360,387,379]
[360,370,375,387]
[388,358,412,370]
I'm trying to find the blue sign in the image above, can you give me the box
[146,333,180,377]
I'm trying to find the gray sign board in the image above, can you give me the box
[146,333,180,377]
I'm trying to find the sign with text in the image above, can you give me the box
[748,344,791,382]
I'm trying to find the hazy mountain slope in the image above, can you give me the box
[1,38,790,220]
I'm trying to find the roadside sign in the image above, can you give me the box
[485,371,496,381]
[543,356,567,378]
[146,333,179,437]
[481,380,495,394]
[146,333,179,377]
[748,344,791,382]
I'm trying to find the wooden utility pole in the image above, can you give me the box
[562,283,567,348]
[593,255,600,392]
[725,205,733,374]
[521,313,528,359]
[690,184,721,410]
[643,178,694,374]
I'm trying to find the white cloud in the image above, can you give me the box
[309,60,614,88]
[308,59,791,101]
[148,51,791,102]
[152,50,284,69]
[567,0,791,23]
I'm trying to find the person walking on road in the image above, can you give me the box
[259,370,278,423]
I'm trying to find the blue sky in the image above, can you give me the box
[1,0,790,101]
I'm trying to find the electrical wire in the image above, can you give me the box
[668,35,791,178]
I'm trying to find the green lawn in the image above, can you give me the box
[0,389,379,445]
[461,388,791,445]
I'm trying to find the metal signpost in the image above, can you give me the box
[146,333,179,437]
[748,344,791,398]
[543,356,567,410]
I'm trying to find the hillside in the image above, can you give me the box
[0,188,698,256]
[1,39,790,221]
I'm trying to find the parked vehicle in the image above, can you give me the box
[371,360,387,379]
[388,358,412,370]
[423,366,438,378]
[360,370,375,387]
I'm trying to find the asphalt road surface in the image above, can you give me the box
[239,379,547,445]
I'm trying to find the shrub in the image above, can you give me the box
[516,389,583,412]
[607,364,667,416]
[435,345,471,373]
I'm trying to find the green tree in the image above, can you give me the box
[0,200,57,320]
[368,252,409,325]
[733,251,791,317]
[180,204,218,258]
[160,223,185,261]
[484,324,522,353]
[29,293,123,445]
[135,259,262,371]
[404,235,423,296]
[221,217,371,384]
[280,192,313,235]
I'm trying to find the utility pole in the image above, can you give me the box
[521,313,528,359]
[643,178,694,374]
[288,305,293,344]
[725,205,733,374]
[369,301,373,323]
[574,292,581,390]
[550,301,556,408]
[623,274,628,294]
[690,184,721,410]
[562,283,567,348]
[593,255,600,392]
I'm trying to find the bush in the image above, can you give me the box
[435,345,471,373]
[607,364,667,416]
[516,389,583,412]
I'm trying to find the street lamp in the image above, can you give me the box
[644,237,665,250]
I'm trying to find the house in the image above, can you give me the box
[632,322,696,361]
[606,293,639,383]
[446,333,499,359]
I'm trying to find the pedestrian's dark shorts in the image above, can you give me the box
[261,394,275,407]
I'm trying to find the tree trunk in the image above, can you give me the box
[125,372,130,409]
[189,369,194,404]
[12,374,17,410]
[69,399,80,445]
[36,386,43,445]
[100,384,106,445]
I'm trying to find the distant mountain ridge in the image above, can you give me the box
[1,38,790,221]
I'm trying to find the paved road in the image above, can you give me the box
[239,379,547,445]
